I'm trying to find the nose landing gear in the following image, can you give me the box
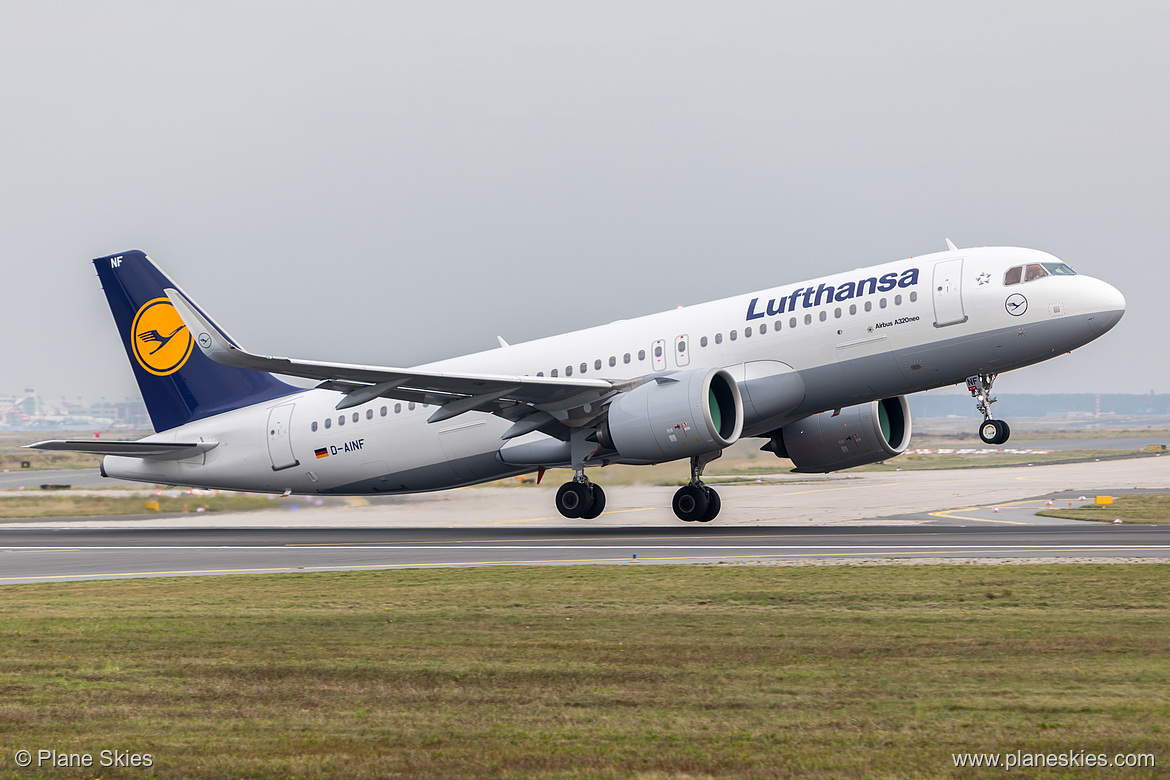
[967,374,1011,445]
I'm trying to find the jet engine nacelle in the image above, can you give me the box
[765,396,911,473]
[599,368,743,463]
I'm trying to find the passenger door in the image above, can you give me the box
[266,403,300,471]
[932,258,967,327]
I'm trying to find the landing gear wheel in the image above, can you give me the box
[555,481,594,519]
[697,487,721,522]
[580,484,607,519]
[979,419,1010,445]
[672,484,710,522]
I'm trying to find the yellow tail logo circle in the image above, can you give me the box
[131,298,193,376]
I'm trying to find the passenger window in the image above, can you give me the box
[849,304,857,315]
[744,327,752,337]
[566,366,573,376]
[880,298,887,309]
[789,317,797,328]
[834,307,841,318]
[909,291,918,302]
[677,340,686,352]
[551,369,558,377]
[700,336,708,347]
[366,409,373,420]
[353,412,359,423]
[804,314,812,325]
[1024,263,1048,282]
[638,350,646,361]
[819,311,827,322]
[580,363,587,374]
[730,330,737,341]
[324,418,332,429]
[380,406,387,417]
[537,371,544,377]
[595,359,602,370]
[774,320,782,331]
[409,402,416,411]
[395,403,401,413]
[759,323,766,334]
[608,356,616,367]
[338,415,345,426]
[864,301,872,312]
[1004,266,1022,285]
[654,344,663,357]
[715,333,722,344]
[623,353,631,364]
[311,421,318,432]
[894,294,902,305]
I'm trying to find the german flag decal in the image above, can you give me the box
[314,447,329,459]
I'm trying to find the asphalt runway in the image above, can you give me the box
[2,457,1168,583]
[3,524,1169,584]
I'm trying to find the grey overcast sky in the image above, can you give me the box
[2,1,1166,403]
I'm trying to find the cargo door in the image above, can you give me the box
[266,403,300,471]
[932,258,967,327]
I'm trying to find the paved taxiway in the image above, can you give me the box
[2,457,1167,583]
[2,525,1169,584]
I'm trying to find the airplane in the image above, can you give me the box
[29,242,1125,522]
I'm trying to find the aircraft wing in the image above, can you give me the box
[25,440,219,460]
[165,288,618,433]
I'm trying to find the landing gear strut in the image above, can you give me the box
[555,428,606,519]
[966,374,1011,445]
[672,451,722,523]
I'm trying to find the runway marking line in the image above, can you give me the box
[2,548,79,554]
[3,547,1168,583]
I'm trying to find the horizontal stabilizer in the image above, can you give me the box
[25,440,219,461]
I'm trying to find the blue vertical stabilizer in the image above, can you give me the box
[94,250,298,431]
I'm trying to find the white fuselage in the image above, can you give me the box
[102,246,1125,494]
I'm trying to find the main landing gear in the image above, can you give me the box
[555,428,607,520]
[967,374,1011,445]
[553,437,723,523]
[672,452,722,523]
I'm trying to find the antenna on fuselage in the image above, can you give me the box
[945,238,958,252]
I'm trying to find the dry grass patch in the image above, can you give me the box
[1037,494,1170,525]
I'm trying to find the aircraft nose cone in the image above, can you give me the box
[1086,278,1126,335]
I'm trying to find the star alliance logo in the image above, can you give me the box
[976,271,991,286]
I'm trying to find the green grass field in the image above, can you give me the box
[1,565,1166,778]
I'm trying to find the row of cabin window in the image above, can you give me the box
[535,291,917,378]
[310,402,423,432]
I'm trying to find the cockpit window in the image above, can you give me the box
[1005,261,1076,286]
[1024,263,1048,282]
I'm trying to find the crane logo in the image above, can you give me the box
[1005,293,1028,317]
[131,298,193,376]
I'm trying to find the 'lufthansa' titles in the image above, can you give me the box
[746,268,920,321]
